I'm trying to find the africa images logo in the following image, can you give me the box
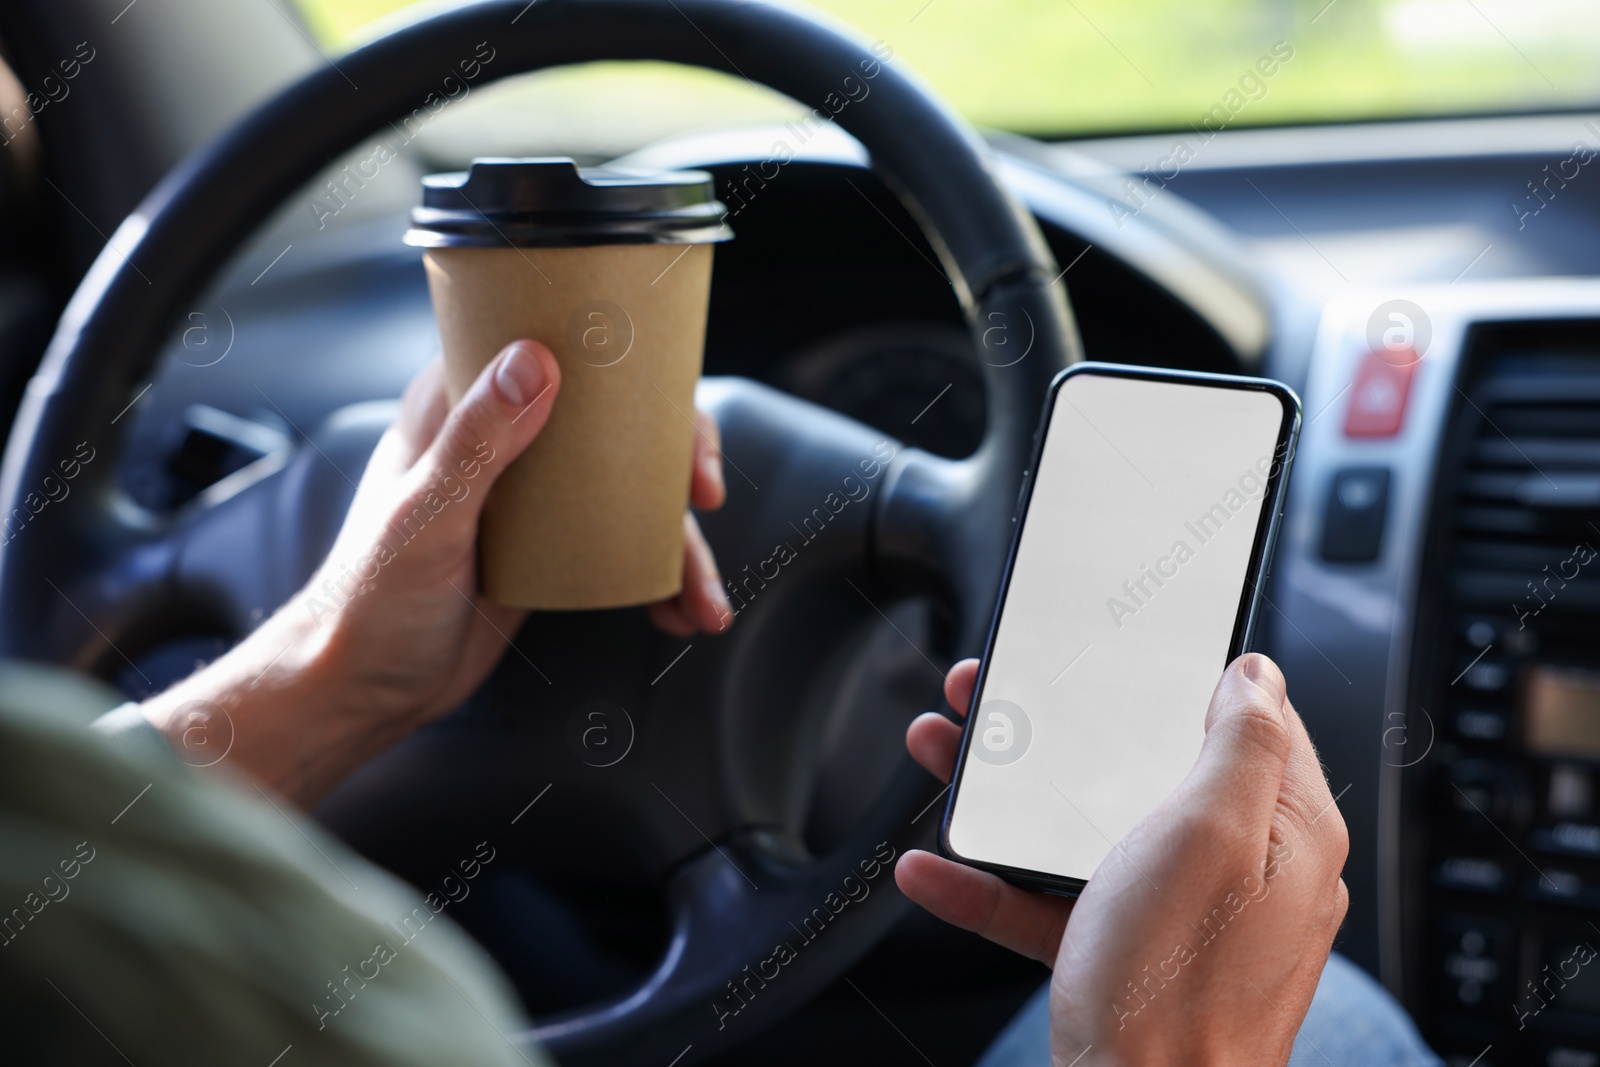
[973,699,1033,766]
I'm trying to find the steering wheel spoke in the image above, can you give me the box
[525,760,938,1065]
[28,498,176,682]
[168,401,392,632]
[21,400,390,690]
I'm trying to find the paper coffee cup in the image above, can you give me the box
[405,158,731,610]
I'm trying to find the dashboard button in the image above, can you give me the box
[1444,759,1531,831]
[1533,822,1600,859]
[1435,855,1509,894]
[1539,1039,1600,1067]
[1551,766,1594,820]
[1436,914,1513,1011]
[1344,347,1420,437]
[1523,865,1593,905]
[1454,708,1509,742]
[1319,466,1390,562]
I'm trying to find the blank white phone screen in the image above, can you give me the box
[946,371,1288,883]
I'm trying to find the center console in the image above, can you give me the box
[1272,282,1600,1067]
[1403,319,1600,1066]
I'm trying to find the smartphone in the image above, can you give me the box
[939,362,1300,896]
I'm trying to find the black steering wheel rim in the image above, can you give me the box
[0,1,1081,1063]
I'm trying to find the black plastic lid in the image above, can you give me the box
[404,157,733,248]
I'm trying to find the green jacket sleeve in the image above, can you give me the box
[0,663,552,1067]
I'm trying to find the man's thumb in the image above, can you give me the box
[415,339,561,529]
[1181,653,1293,845]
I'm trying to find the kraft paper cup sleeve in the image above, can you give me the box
[424,242,713,610]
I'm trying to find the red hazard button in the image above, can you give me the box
[1344,347,1419,438]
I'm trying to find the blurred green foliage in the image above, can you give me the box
[291,0,1600,135]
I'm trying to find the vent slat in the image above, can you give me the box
[1453,506,1541,536]
[1451,571,1600,612]
[1473,437,1600,469]
[1453,539,1592,572]
[1450,385,1600,603]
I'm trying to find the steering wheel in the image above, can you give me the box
[0,1,1079,1062]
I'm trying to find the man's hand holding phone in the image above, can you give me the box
[898,653,1349,1066]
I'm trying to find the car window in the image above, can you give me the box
[293,0,1600,140]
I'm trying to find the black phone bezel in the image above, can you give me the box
[937,361,1303,897]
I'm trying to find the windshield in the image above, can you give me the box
[292,0,1600,144]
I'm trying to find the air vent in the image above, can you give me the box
[1403,320,1600,1061]
[1448,349,1600,625]
[124,404,291,511]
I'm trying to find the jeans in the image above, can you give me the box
[977,952,1442,1066]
